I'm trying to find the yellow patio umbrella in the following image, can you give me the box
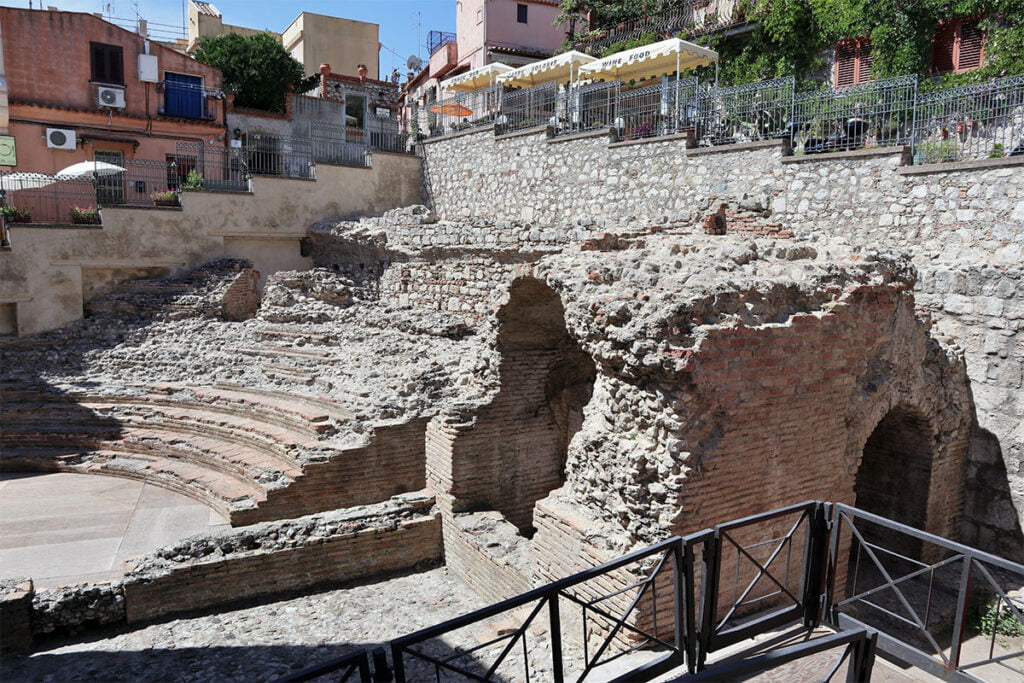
[498,51,598,88]
[443,62,514,93]
[578,38,718,83]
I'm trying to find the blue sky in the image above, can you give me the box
[1,0,456,77]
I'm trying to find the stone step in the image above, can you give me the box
[0,446,262,522]
[223,344,334,362]
[255,325,334,346]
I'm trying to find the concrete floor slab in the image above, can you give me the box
[0,472,229,588]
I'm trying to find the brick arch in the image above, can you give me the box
[854,404,935,553]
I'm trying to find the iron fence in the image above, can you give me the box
[280,500,1023,682]
[241,131,315,179]
[426,85,502,137]
[791,74,918,154]
[617,77,700,140]
[829,503,1024,682]
[911,73,1024,164]
[500,81,562,133]
[173,143,250,192]
[0,172,97,225]
[309,122,369,167]
[695,76,795,146]
[95,158,180,207]
[562,80,619,136]
[428,30,456,56]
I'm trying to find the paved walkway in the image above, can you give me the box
[0,472,228,588]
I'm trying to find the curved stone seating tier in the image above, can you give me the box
[0,385,425,527]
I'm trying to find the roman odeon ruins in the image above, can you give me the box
[2,122,1023,667]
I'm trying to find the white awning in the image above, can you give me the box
[443,62,514,93]
[578,38,718,83]
[498,51,598,88]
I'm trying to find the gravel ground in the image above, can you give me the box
[4,568,489,682]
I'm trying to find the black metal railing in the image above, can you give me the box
[911,73,1024,163]
[695,76,795,146]
[428,30,456,56]
[565,80,619,136]
[424,85,502,138]
[499,81,561,133]
[617,77,700,140]
[280,501,1023,682]
[173,142,250,192]
[0,172,98,224]
[791,74,918,154]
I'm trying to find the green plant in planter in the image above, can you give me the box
[915,139,960,164]
[69,205,101,225]
[182,170,205,190]
[149,189,180,206]
[1,206,32,223]
[989,143,1006,158]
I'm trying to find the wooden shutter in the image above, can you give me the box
[835,41,857,87]
[957,19,984,71]
[835,38,872,87]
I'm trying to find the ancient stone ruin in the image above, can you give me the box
[2,129,1022,679]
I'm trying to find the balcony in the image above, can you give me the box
[429,42,459,80]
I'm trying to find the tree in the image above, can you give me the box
[194,32,306,113]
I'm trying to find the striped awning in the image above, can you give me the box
[443,62,514,93]
[578,38,718,83]
[498,51,597,88]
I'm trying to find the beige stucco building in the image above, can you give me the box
[186,2,379,79]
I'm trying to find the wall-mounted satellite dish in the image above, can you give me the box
[407,55,424,72]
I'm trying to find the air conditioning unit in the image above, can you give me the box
[97,86,126,109]
[46,128,77,150]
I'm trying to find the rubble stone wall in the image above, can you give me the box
[419,130,1024,558]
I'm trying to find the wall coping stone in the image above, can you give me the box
[183,188,254,196]
[610,131,696,149]
[685,138,785,157]
[102,205,184,212]
[7,223,104,230]
[781,146,909,164]
[316,161,372,171]
[368,150,420,159]
[495,124,549,141]
[419,125,495,145]
[897,155,1024,175]
[547,128,612,145]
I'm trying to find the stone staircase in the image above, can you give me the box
[0,383,425,526]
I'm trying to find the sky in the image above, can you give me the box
[1,0,457,77]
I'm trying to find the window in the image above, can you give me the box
[932,18,985,74]
[345,93,366,130]
[517,3,528,24]
[163,72,205,118]
[90,42,124,85]
[834,37,873,87]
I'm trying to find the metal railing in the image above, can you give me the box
[499,81,561,133]
[911,73,1024,163]
[428,30,456,56]
[281,501,1023,682]
[241,132,315,179]
[617,77,700,140]
[308,122,369,167]
[791,74,918,154]
[695,76,795,146]
[174,143,250,192]
[426,85,502,138]
[564,80,619,135]
[0,172,97,224]
[829,504,1024,682]
[95,158,177,207]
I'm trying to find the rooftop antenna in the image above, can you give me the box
[411,10,422,59]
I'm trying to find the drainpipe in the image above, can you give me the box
[481,0,488,66]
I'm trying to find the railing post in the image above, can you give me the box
[370,647,391,682]
[801,502,829,628]
[949,554,974,671]
[680,538,698,674]
[697,531,721,671]
[549,593,564,683]
[389,642,406,683]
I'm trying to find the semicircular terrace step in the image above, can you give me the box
[0,386,429,527]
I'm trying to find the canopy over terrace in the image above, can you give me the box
[443,62,514,93]
[498,51,598,88]
[578,38,718,83]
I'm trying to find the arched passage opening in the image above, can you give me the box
[485,277,596,534]
[854,406,935,557]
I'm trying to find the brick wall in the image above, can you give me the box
[221,268,262,321]
[123,494,442,623]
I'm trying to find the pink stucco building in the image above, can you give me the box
[455,0,574,71]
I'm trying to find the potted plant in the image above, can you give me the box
[69,205,101,225]
[1,206,32,223]
[149,189,180,207]
[181,169,204,190]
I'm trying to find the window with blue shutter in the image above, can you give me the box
[164,72,205,119]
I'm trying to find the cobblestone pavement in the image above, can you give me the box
[4,568,488,682]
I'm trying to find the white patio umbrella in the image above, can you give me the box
[55,161,126,179]
[0,172,58,191]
